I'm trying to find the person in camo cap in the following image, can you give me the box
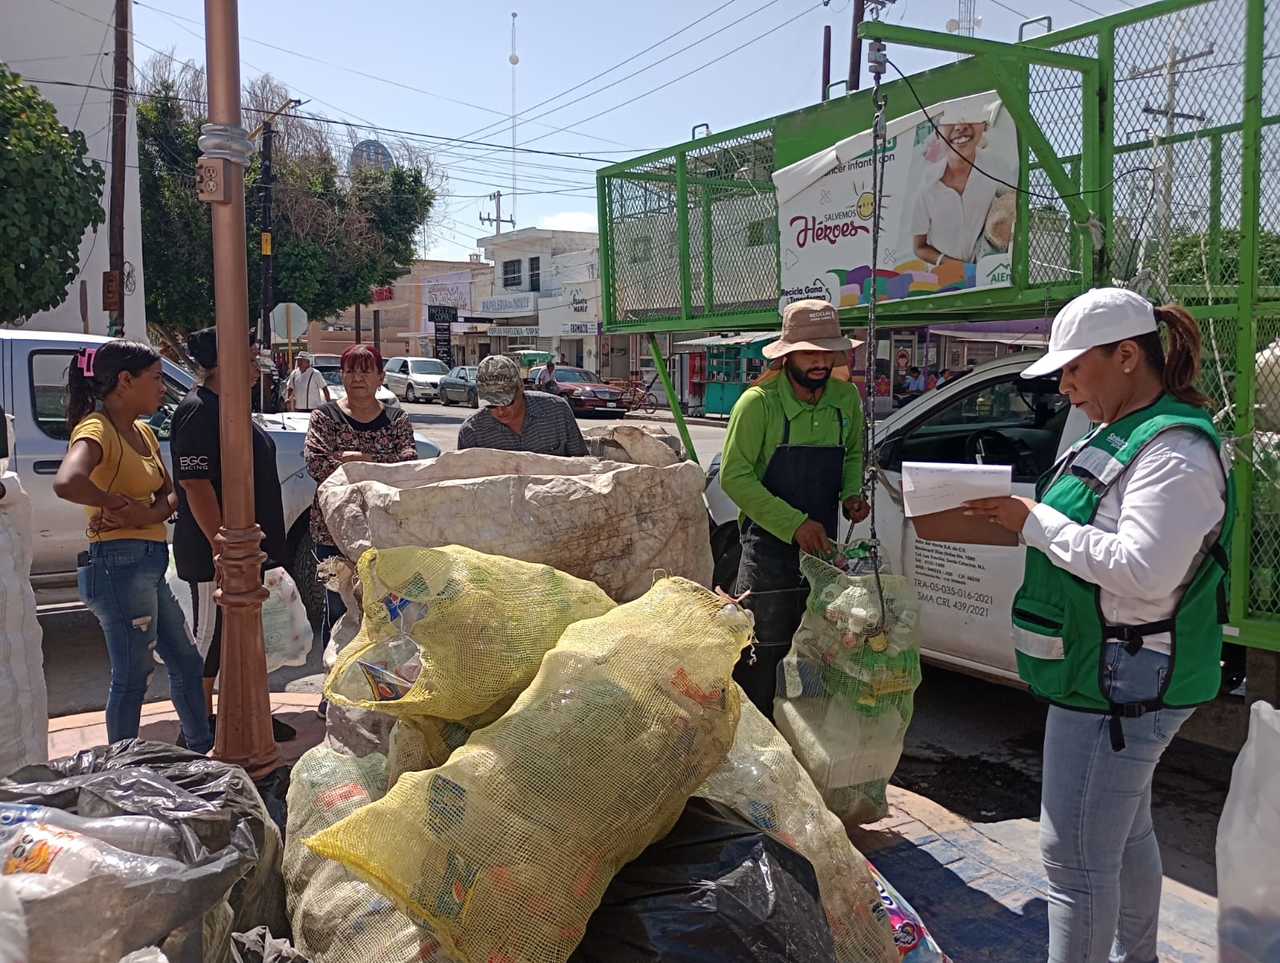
[458,355,588,457]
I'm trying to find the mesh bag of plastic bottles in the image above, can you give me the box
[325,545,615,723]
[774,550,922,825]
[306,577,751,963]
[284,745,457,963]
[385,703,511,791]
[699,694,899,963]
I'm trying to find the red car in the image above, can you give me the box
[528,366,626,416]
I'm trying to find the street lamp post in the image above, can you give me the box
[196,0,282,779]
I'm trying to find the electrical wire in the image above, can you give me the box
[131,0,639,151]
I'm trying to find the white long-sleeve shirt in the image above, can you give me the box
[1021,427,1229,655]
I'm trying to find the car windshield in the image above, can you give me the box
[410,359,448,375]
[542,368,598,383]
[319,370,343,385]
[458,367,478,379]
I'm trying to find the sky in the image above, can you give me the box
[127,0,1143,261]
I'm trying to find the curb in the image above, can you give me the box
[622,410,730,429]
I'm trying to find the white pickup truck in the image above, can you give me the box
[706,351,1247,688]
[0,330,440,619]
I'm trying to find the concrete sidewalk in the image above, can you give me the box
[855,786,1217,961]
[46,692,326,766]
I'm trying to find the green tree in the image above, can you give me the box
[136,67,436,336]
[1168,228,1280,289]
[0,65,105,324]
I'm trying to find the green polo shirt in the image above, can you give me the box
[720,373,864,543]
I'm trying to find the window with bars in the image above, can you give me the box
[502,259,522,289]
[529,257,541,292]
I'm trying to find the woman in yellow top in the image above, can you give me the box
[53,341,212,753]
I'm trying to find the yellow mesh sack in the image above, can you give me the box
[699,694,899,963]
[306,577,752,963]
[325,545,615,722]
[386,699,513,790]
[284,745,458,962]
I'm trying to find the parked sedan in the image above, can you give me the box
[439,366,481,407]
[528,366,625,416]
[384,356,449,402]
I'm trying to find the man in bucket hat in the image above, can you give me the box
[719,299,870,719]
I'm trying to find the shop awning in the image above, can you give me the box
[928,328,1048,347]
[676,332,780,348]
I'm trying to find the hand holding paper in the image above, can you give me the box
[901,462,1013,518]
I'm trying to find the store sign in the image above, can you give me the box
[421,270,472,314]
[774,90,1017,311]
[539,283,601,338]
[451,320,491,335]
[428,304,457,368]
[479,293,537,316]
[372,285,395,302]
[492,325,542,338]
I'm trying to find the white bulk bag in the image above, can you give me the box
[0,472,49,776]
[316,449,712,603]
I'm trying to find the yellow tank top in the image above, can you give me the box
[69,413,168,543]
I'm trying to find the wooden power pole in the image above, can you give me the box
[105,0,129,336]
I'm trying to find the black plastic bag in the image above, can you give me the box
[0,740,287,963]
[569,797,838,963]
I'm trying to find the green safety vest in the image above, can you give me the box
[1011,394,1234,745]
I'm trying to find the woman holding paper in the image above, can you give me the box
[963,287,1233,963]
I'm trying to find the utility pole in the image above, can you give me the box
[105,0,129,336]
[196,0,283,782]
[509,12,519,227]
[248,98,300,411]
[1130,32,1214,291]
[372,308,382,358]
[354,302,363,344]
[480,191,515,234]
[849,0,866,90]
[822,25,833,101]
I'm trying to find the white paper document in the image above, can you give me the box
[901,462,1013,518]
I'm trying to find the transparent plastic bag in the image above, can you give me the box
[774,552,922,825]
[1218,700,1280,962]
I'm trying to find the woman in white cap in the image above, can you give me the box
[965,287,1234,963]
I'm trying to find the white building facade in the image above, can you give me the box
[2,0,147,341]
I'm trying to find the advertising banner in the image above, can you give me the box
[774,91,1017,311]
[418,270,472,318]
[428,304,457,368]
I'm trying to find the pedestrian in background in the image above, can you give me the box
[964,288,1234,963]
[304,344,417,655]
[458,355,587,457]
[53,341,211,753]
[285,352,329,412]
[170,327,293,743]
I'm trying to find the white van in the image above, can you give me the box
[0,330,440,618]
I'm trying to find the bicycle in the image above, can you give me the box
[612,376,660,414]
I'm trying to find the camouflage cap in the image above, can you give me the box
[477,354,522,407]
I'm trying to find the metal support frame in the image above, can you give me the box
[647,334,699,466]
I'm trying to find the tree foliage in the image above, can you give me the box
[1168,228,1280,289]
[0,65,105,325]
[137,59,438,334]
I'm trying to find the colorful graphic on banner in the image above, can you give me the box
[775,91,1017,311]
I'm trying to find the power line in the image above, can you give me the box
[451,0,773,146]
[131,0,639,151]
[511,0,829,153]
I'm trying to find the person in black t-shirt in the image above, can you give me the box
[170,326,293,741]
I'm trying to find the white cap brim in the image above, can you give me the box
[1021,347,1087,379]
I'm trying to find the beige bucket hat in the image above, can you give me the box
[763,299,860,359]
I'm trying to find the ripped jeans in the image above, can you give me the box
[77,540,212,753]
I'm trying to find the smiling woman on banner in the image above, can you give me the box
[963,288,1235,963]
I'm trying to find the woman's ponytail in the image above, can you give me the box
[63,340,163,433]
[65,355,97,432]
[1152,304,1211,409]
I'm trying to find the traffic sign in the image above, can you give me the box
[271,302,307,343]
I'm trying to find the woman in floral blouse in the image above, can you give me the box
[304,344,417,652]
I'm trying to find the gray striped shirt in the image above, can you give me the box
[457,391,588,457]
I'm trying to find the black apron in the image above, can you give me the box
[733,409,846,720]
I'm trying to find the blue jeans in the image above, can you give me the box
[77,540,213,754]
[1040,643,1195,963]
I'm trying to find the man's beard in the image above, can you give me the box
[787,357,832,391]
